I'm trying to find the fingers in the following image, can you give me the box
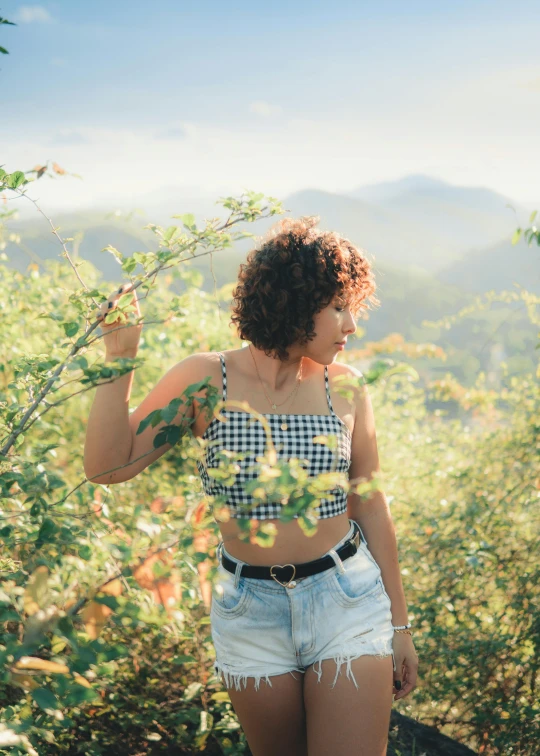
[394,677,416,700]
[393,665,418,701]
[93,283,136,322]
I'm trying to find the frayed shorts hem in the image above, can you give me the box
[214,642,395,693]
[213,660,306,692]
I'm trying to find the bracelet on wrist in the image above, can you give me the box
[392,623,413,636]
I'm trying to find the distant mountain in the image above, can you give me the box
[348,174,522,254]
[71,176,526,276]
[6,213,156,280]
[3,194,537,383]
[350,174,453,203]
[351,173,514,212]
[6,177,535,288]
[276,188,462,273]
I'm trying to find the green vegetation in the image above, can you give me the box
[0,14,16,56]
[0,168,538,754]
[6,180,539,387]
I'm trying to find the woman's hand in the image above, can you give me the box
[392,633,419,701]
[93,283,143,357]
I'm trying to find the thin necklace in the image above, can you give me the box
[248,344,303,411]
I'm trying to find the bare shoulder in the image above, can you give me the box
[172,350,223,379]
[165,350,225,405]
[130,349,225,433]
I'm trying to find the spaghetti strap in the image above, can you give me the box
[324,365,336,415]
[216,352,227,401]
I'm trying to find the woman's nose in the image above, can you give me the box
[344,312,357,335]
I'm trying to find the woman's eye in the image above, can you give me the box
[335,307,344,312]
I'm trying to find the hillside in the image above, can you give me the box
[437,238,540,295]
[348,174,522,255]
[3,175,538,383]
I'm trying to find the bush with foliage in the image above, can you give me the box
[0,168,538,755]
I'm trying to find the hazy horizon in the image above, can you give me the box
[3,0,540,214]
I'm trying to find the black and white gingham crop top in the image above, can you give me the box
[196,352,352,520]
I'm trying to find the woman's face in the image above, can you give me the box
[301,293,358,364]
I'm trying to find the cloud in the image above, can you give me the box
[249,100,282,117]
[4,104,540,217]
[47,129,91,146]
[14,5,53,23]
[155,126,188,141]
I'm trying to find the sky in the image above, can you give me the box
[3,0,540,215]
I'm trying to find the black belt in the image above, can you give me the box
[220,525,362,587]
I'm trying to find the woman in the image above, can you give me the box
[84,216,419,756]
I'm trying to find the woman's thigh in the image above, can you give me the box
[210,567,308,755]
[224,670,308,756]
[304,654,394,756]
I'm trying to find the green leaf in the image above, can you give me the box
[511,229,522,246]
[101,245,124,263]
[136,409,161,435]
[210,691,231,702]
[77,544,92,560]
[0,609,20,621]
[529,210,537,223]
[162,397,183,423]
[62,322,79,338]
[0,47,9,55]
[32,687,59,711]
[173,213,196,230]
[7,171,27,189]
[153,429,170,448]
[172,654,197,665]
[94,595,120,610]
[65,685,99,705]
[122,257,138,273]
[183,681,204,701]
[163,225,178,242]
[37,518,57,543]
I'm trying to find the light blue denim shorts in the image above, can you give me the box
[210,518,396,692]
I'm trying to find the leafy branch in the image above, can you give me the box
[0,169,285,463]
[512,209,540,248]
[0,14,16,55]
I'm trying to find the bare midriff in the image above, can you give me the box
[217,511,352,565]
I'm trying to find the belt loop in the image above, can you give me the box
[220,541,245,587]
[327,547,346,574]
[351,518,367,546]
[234,559,243,588]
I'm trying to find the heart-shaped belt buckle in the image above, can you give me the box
[270,563,296,588]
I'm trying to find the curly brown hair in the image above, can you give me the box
[230,216,379,361]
